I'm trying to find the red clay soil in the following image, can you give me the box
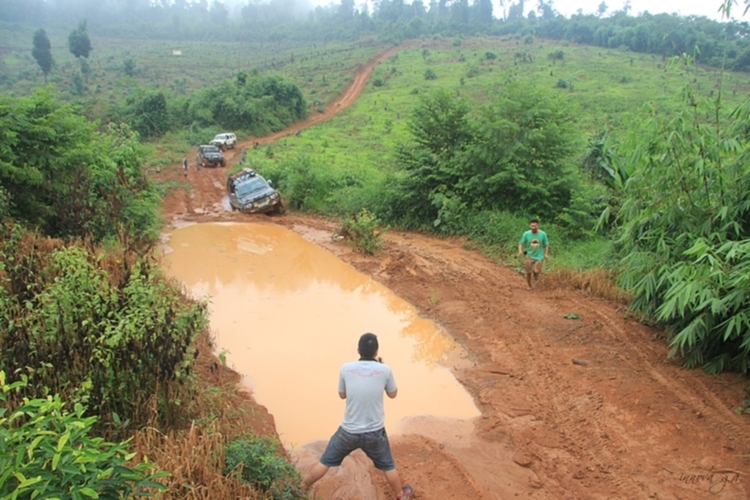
[155,44,750,500]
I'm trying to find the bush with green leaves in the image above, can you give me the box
[186,72,307,132]
[0,228,208,430]
[338,208,388,255]
[0,371,166,499]
[393,84,579,229]
[224,436,304,500]
[614,56,750,373]
[548,50,565,61]
[257,155,361,214]
[120,88,169,139]
[0,90,161,246]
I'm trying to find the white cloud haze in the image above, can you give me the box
[284,0,744,21]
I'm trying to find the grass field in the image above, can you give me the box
[245,35,750,173]
[0,22,387,116]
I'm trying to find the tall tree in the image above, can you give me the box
[475,0,494,24]
[465,82,577,218]
[68,20,92,59]
[507,0,525,20]
[209,0,228,24]
[31,29,54,81]
[537,0,554,19]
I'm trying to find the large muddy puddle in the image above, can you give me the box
[162,222,479,448]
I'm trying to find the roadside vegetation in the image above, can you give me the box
[1,0,750,498]
[0,69,307,499]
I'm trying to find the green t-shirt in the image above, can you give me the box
[519,230,549,261]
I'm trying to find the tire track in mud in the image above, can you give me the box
[340,228,750,499]
[505,304,636,499]
[567,295,750,454]
[375,237,636,498]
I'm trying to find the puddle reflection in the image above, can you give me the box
[162,222,479,448]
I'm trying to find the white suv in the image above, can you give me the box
[209,132,237,151]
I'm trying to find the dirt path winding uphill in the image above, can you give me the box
[157,44,404,221]
[156,42,750,500]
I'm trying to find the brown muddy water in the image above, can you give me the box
[162,222,479,449]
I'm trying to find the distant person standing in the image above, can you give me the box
[301,333,414,500]
[518,218,550,290]
[182,157,188,175]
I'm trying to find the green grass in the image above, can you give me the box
[242,36,750,179]
[0,22,388,122]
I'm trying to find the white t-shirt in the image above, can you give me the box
[338,359,397,434]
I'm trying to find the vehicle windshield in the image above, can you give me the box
[213,135,226,141]
[235,177,269,198]
[202,146,220,154]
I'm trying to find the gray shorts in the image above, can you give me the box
[320,426,395,471]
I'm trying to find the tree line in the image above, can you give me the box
[8,0,750,71]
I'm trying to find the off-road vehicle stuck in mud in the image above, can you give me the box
[226,168,283,214]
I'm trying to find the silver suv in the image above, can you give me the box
[209,132,237,151]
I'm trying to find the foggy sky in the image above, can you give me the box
[293,0,738,21]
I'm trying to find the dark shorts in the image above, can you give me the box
[320,426,395,471]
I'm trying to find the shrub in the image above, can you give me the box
[338,208,388,255]
[424,69,437,80]
[0,371,166,499]
[224,436,304,500]
[0,230,207,432]
[261,155,345,212]
[549,50,565,61]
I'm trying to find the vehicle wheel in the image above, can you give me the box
[274,198,286,215]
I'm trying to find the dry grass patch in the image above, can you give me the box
[130,329,292,499]
[547,267,629,303]
[133,422,267,500]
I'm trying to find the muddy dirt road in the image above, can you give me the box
[156,45,750,500]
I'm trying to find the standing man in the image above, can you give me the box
[302,333,414,500]
[182,157,188,175]
[518,218,550,290]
